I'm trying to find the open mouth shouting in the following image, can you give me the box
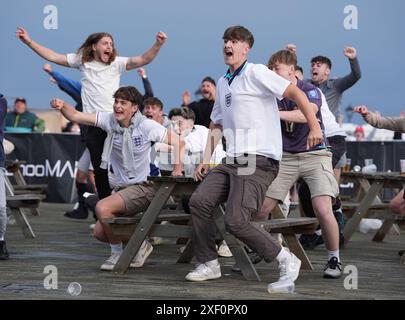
[101,50,111,63]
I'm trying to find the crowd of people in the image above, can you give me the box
[1,24,404,294]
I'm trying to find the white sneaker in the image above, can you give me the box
[100,252,121,271]
[323,257,342,279]
[268,252,301,293]
[130,240,153,268]
[89,223,96,230]
[217,241,233,257]
[185,260,221,281]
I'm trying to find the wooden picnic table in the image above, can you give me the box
[110,176,318,281]
[5,159,47,216]
[341,171,405,245]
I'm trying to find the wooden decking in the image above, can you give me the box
[0,203,404,300]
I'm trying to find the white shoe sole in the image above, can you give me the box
[323,270,342,279]
[185,272,222,282]
[100,264,115,271]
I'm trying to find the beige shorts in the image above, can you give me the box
[266,149,339,201]
[115,181,157,216]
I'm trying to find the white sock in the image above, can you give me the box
[328,250,340,262]
[0,237,4,241]
[276,247,291,263]
[315,229,322,236]
[110,242,123,255]
[206,259,219,267]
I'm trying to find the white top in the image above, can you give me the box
[185,125,226,164]
[96,112,167,185]
[320,91,346,138]
[150,116,172,169]
[67,54,128,113]
[155,125,226,175]
[210,63,290,160]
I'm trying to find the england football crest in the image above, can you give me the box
[225,93,232,107]
[133,136,142,147]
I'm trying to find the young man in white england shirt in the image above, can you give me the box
[51,86,184,271]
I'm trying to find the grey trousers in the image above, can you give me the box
[189,155,281,263]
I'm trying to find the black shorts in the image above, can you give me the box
[327,135,347,168]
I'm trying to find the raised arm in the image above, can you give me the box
[126,31,167,71]
[16,27,68,66]
[354,105,405,133]
[283,84,323,148]
[50,98,95,126]
[137,68,154,99]
[43,64,82,104]
[334,47,361,93]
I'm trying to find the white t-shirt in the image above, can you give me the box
[96,112,167,185]
[320,91,346,138]
[184,125,226,164]
[210,63,290,160]
[155,125,226,174]
[150,115,172,169]
[67,54,128,113]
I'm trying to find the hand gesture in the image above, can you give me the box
[343,47,357,59]
[156,31,167,46]
[353,105,369,116]
[195,163,209,181]
[286,44,297,53]
[171,166,183,177]
[50,98,64,110]
[137,68,146,78]
[306,126,323,149]
[182,91,191,106]
[43,64,53,74]
[16,27,32,45]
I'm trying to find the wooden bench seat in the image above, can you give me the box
[6,193,44,239]
[103,214,318,236]
[341,200,405,241]
[103,213,319,274]
[6,194,45,208]
[5,160,47,216]
[13,184,48,192]
[342,201,391,218]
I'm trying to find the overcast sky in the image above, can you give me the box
[1,0,404,123]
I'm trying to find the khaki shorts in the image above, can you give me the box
[115,181,157,216]
[266,149,339,201]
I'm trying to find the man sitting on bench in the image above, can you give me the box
[51,86,184,271]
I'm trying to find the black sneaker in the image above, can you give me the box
[64,206,88,220]
[323,257,342,279]
[299,234,324,250]
[0,241,9,260]
[84,194,99,218]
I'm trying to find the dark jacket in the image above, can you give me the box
[0,94,7,168]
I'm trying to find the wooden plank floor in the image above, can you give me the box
[0,203,404,300]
